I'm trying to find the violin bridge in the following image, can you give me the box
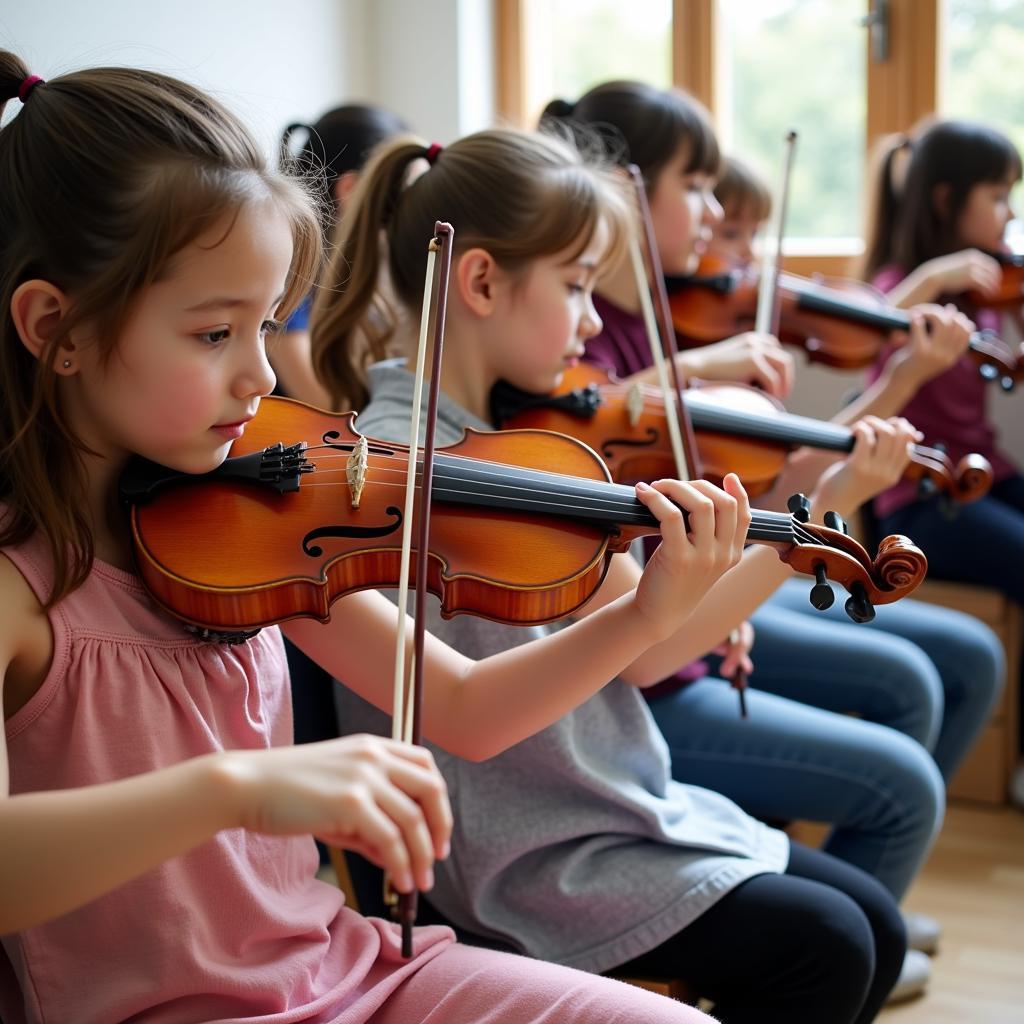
[627,382,644,428]
[346,435,369,508]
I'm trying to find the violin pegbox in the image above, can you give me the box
[783,493,928,623]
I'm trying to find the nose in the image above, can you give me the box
[234,334,277,400]
[579,294,603,340]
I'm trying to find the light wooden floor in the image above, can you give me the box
[878,803,1024,1023]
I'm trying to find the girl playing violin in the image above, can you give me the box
[547,80,1003,990]
[317,125,916,1023]
[0,52,746,1024]
[861,117,1024,805]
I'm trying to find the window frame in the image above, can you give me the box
[495,0,940,278]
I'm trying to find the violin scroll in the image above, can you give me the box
[781,492,928,622]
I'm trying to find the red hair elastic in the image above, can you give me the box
[18,75,44,103]
[425,142,443,165]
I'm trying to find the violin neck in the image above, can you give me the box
[430,454,798,546]
[782,275,910,333]
[683,391,852,453]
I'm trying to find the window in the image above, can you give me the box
[496,0,947,276]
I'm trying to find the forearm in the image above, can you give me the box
[830,361,916,426]
[0,755,233,933]
[422,593,663,760]
[619,546,791,685]
[883,269,941,309]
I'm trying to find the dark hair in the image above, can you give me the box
[540,80,721,191]
[860,118,1022,280]
[0,51,322,605]
[715,154,772,223]
[281,103,409,237]
[311,128,631,410]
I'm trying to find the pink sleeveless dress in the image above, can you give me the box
[0,532,453,1024]
[1,531,717,1024]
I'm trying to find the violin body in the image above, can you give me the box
[494,364,992,504]
[666,254,1024,390]
[129,399,639,632]
[970,251,1024,308]
[666,255,895,369]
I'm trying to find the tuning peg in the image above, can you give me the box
[931,441,947,455]
[809,563,834,611]
[916,474,938,500]
[979,362,999,381]
[844,581,875,623]
[823,510,848,534]
[787,493,811,523]
[1001,375,1016,392]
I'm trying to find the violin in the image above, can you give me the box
[122,397,927,630]
[969,250,1024,308]
[666,254,1024,390]
[491,364,993,505]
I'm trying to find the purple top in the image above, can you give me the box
[868,265,1017,519]
[586,294,708,697]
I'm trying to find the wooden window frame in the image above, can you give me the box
[495,0,941,279]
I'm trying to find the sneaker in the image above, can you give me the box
[903,910,940,955]
[885,950,931,1004]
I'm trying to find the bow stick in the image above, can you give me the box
[386,221,454,957]
[626,164,702,481]
[755,130,798,338]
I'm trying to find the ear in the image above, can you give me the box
[333,170,360,210]
[10,280,77,374]
[454,247,501,318]
[931,182,952,218]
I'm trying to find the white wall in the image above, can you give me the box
[2,0,496,146]
[364,0,494,142]
[0,0,373,154]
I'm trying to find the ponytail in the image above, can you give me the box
[311,137,427,411]
[858,133,911,280]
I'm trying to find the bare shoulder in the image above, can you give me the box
[0,552,53,720]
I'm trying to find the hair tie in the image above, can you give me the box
[425,142,443,166]
[18,74,44,103]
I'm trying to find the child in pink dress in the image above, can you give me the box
[0,52,742,1024]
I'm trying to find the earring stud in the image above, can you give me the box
[62,359,71,369]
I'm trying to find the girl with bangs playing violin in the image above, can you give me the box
[543,81,1004,997]
[0,51,758,1024]
[318,123,921,1023]
[859,118,1024,805]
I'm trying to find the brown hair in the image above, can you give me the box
[860,118,1022,281]
[312,128,631,410]
[714,155,772,224]
[0,51,323,605]
[541,80,721,192]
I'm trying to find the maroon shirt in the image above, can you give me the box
[868,265,1017,519]
[586,294,709,698]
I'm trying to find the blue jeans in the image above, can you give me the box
[758,579,1005,780]
[648,669,943,902]
[879,473,1024,750]
[649,581,1001,901]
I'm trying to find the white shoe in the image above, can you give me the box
[903,910,940,955]
[885,950,931,1004]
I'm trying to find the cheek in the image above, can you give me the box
[133,361,220,436]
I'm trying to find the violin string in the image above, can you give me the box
[286,475,802,540]
[267,443,862,547]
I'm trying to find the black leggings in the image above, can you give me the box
[614,842,906,1024]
